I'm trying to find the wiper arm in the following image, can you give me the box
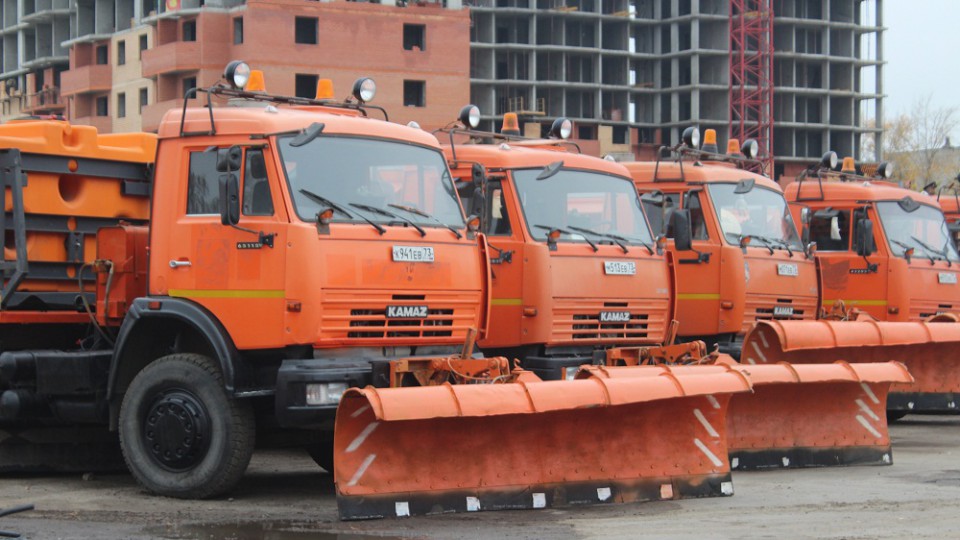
[910,236,944,262]
[388,203,462,239]
[568,226,629,254]
[350,202,426,237]
[299,189,386,235]
[534,224,598,252]
[742,234,775,255]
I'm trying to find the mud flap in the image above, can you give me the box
[742,320,960,412]
[581,361,912,471]
[333,368,752,520]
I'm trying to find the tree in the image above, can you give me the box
[882,95,959,191]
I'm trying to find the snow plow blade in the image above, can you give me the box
[580,360,912,470]
[743,320,960,412]
[334,367,751,520]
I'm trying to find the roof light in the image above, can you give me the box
[407,120,421,129]
[246,70,266,92]
[223,60,251,89]
[351,78,376,103]
[682,126,700,149]
[742,139,759,159]
[549,117,573,139]
[727,138,741,155]
[702,129,719,153]
[821,151,838,170]
[876,161,893,179]
[603,154,617,162]
[502,113,520,136]
[841,156,856,173]
[315,79,334,100]
[459,104,481,129]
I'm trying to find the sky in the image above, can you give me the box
[883,0,960,139]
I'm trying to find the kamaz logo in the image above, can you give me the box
[599,311,631,323]
[386,305,428,318]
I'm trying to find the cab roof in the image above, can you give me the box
[785,178,938,209]
[623,160,780,191]
[158,104,441,148]
[937,194,960,215]
[444,142,631,178]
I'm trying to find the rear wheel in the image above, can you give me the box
[119,353,254,499]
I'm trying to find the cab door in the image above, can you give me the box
[160,144,289,349]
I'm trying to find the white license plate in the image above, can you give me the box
[939,273,958,284]
[604,261,636,275]
[392,246,435,263]
[777,263,799,277]
[773,306,794,316]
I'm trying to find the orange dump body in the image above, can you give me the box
[335,365,751,519]
[626,160,817,356]
[580,360,912,470]
[443,142,673,379]
[0,120,154,318]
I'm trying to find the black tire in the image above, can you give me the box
[119,353,254,499]
[887,411,909,423]
[305,436,334,473]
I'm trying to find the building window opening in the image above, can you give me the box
[403,80,425,107]
[403,24,425,51]
[295,17,318,45]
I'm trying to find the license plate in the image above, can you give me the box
[773,306,794,316]
[777,263,799,277]
[392,246,434,263]
[604,261,636,275]
[939,273,958,284]
[386,305,428,318]
[599,311,631,323]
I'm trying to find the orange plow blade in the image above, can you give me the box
[334,368,751,520]
[743,320,960,413]
[580,361,912,471]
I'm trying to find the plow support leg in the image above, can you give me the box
[743,321,960,412]
[334,368,751,520]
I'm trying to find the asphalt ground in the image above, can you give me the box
[1,415,959,539]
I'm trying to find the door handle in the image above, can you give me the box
[169,259,192,268]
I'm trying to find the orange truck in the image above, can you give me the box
[626,128,818,357]
[0,62,758,520]
[769,156,960,416]
[439,113,910,472]
[936,189,960,250]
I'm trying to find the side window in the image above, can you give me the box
[810,209,851,251]
[485,183,512,236]
[640,192,679,236]
[242,149,274,216]
[685,191,710,240]
[186,150,220,215]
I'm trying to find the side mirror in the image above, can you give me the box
[216,145,242,173]
[854,218,875,257]
[471,162,486,187]
[669,209,693,252]
[219,173,241,226]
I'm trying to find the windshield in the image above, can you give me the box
[278,135,465,228]
[512,168,654,245]
[708,183,802,250]
[877,201,960,262]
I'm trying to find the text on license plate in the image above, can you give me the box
[392,246,435,263]
[604,261,636,275]
[939,273,958,284]
[777,263,798,277]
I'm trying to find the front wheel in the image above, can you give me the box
[119,353,255,499]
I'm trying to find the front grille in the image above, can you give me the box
[571,312,650,340]
[916,303,956,320]
[348,308,454,338]
[552,298,669,344]
[743,295,816,334]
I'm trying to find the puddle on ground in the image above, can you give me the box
[147,520,411,540]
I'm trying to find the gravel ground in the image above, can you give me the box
[2,415,959,539]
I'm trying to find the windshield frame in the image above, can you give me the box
[875,200,960,263]
[509,166,655,247]
[276,133,466,229]
[706,182,803,250]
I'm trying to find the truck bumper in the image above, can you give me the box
[522,352,604,381]
[274,359,373,429]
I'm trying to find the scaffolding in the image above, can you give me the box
[729,0,774,172]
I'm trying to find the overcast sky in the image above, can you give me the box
[883,0,960,138]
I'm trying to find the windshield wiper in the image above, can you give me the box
[534,225,598,252]
[299,189,386,235]
[567,225,634,254]
[741,234,775,255]
[349,202,426,237]
[910,235,945,263]
[388,203,462,239]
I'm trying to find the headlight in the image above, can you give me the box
[682,126,700,149]
[563,367,579,381]
[223,60,251,90]
[550,117,573,139]
[459,104,481,129]
[306,382,349,405]
[351,77,376,103]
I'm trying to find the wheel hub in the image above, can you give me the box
[142,390,211,472]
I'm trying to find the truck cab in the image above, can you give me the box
[626,132,817,356]
[443,114,673,379]
[786,163,960,321]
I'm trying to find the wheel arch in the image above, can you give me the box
[108,297,242,425]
